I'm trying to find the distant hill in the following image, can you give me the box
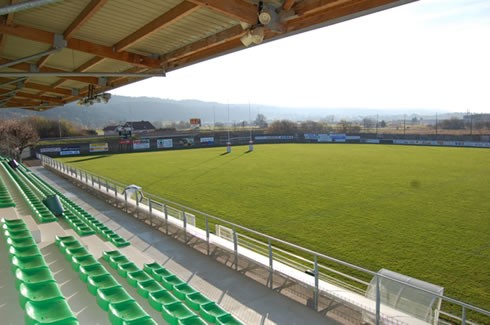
[0,95,460,128]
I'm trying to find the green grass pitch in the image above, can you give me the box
[59,144,490,312]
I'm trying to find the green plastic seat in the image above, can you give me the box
[162,302,196,325]
[109,255,130,269]
[143,262,162,274]
[216,314,244,325]
[79,263,109,283]
[15,267,55,290]
[136,279,164,298]
[87,273,120,296]
[178,315,208,325]
[149,289,179,311]
[200,302,229,323]
[8,245,41,260]
[7,236,36,248]
[55,235,76,246]
[1,218,25,225]
[65,247,90,261]
[108,300,150,325]
[185,292,213,311]
[103,250,122,262]
[19,281,64,308]
[96,286,134,311]
[60,241,82,254]
[71,254,98,272]
[11,255,47,273]
[127,270,151,288]
[152,267,173,281]
[172,283,197,300]
[123,318,158,325]
[24,298,78,325]
[2,222,28,231]
[117,262,140,278]
[4,229,32,240]
[113,238,130,247]
[161,275,185,291]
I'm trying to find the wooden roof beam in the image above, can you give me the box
[161,24,245,65]
[64,0,108,40]
[0,0,17,54]
[114,1,199,52]
[293,0,341,16]
[283,0,297,10]
[0,58,99,84]
[187,0,257,25]
[0,77,72,96]
[287,0,407,32]
[0,23,162,68]
[12,91,63,103]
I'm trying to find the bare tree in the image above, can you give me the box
[254,114,268,128]
[0,120,39,161]
[267,120,297,133]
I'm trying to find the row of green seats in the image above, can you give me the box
[29,171,130,247]
[104,251,243,325]
[15,168,96,237]
[0,173,16,208]
[56,235,154,325]
[1,162,57,223]
[1,218,79,325]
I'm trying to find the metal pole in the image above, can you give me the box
[233,227,238,271]
[124,190,127,212]
[376,275,381,325]
[314,255,319,311]
[268,238,273,289]
[91,174,94,186]
[183,208,187,243]
[106,180,109,192]
[205,216,210,255]
[462,306,466,325]
[0,0,65,15]
[164,204,168,234]
[149,199,153,226]
[98,176,101,189]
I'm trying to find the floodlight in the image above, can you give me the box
[240,31,253,47]
[251,27,265,44]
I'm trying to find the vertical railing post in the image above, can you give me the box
[268,238,273,289]
[164,204,168,234]
[85,171,88,183]
[462,306,466,325]
[314,255,319,311]
[376,274,381,325]
[149,199,153,226]
[183,208,187,243]
[124,190,128,212]
[106,180,109,192]
[233,227,238,271]
[205,216,210,255]
[98,176,101,189]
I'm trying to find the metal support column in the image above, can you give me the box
[462,306,466,325]
[376,275,381,325]
[183,209,187,243]
[205,216,210,255]
[149,199,153,226]
[164,204,168,234]
[268,238,273,289]
[314,255,319,311]
[233,227,238,271]
[124,191,128,212]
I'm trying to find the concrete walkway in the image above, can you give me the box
[31,165,338,325]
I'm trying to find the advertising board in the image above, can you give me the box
[40,147,61,153]
[60,147,80,155]
[157,139,173,149]
[255,135,294,140]
[133,139,150,150]
[200,137,215,145]
[89,143,108,152]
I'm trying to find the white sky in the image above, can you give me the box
[112,0,490,113]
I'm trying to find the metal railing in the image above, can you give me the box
[38,153,490,325]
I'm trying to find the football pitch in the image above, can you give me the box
[58,143,490,310]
